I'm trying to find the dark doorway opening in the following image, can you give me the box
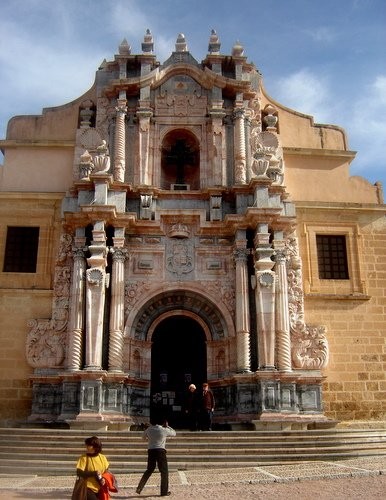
[151,316,207,428]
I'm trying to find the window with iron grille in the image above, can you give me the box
[3,226,40,273]
[316,234,349,280]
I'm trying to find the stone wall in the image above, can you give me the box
[298,206,386,422]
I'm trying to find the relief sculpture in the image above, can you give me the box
[286,235,329,369]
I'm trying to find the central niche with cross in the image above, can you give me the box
[161,129,200,190]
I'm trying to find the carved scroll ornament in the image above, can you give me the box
[286,235,329,370]
[291,322,329,369]
[26,318,66,368]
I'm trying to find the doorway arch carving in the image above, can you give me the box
[129,289,229,342]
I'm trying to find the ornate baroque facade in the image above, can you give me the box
[0,31,385,429]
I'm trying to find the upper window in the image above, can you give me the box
[316,234,349,280]
[161,129,200,190]
[3,226,40,273]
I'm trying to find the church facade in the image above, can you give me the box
[0,31,385,429]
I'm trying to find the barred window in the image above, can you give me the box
[316,234,349,280]
[3,226,40,273]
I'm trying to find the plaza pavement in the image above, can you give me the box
[0,455,385,499]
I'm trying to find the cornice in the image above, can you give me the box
[103,63,252,96]
[283,146,356,160]
[0,140,74,149]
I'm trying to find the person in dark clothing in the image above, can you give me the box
[136,417,176,497]
[200,382,215,431]
[185,383,200,431]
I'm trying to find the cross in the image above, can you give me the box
[164,139,196,184]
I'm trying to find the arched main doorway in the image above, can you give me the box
[150,315,207,428]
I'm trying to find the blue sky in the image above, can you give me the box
[1,0,385,188]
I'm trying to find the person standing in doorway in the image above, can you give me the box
[185,383,200,431]
[136,416,176,496]
[200,382,215,431]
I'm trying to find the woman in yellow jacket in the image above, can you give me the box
[76,435,109,500]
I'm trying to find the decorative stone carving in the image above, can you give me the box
[119,38,131,55]
[26,233,73,369]
[79,150,94,180]
[167,221,190,238]
[232,41,244,57]
[142,29,154,53]
[26,319,66,368]
[201,279,235,313]
[114,100,127,182]
[92,140,110,174]
[286,235,329,369]
[156,93,207,117]
[166,240,194,276]
[258,271,275,287]
[263,104,278,131]
[208,29,221,54]
[250,130,283,183]
[86,268,105,286]
[79,100,95,128]
[291,323,329,369]
[124,280,152,313]
[78,128,103,151]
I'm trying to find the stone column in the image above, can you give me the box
[233,107,246,184]
[253,224,276,370]
[85,222,107,370]
[137,108,153,185]
[234,245,251,372]
[67,247,86,371]
[274,248,292,371]
[108,247,127,372]
[114,96,127,182]
[209,104,226,186]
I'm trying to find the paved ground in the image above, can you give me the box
[0,456,385,499]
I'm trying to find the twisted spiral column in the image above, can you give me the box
[114,99,127,182]
[108,248,127,372]
[233,108,246,184]
[234,247,251,372]
[67,248,86,370]
[275,250,292,371]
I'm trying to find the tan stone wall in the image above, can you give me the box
[0,290,53,425]
[0,194,62,425]
[297,206,386,422]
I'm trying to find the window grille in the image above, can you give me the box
[3,226,40,273]
[316,234,349,279]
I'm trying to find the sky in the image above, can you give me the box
[0,0,385,188]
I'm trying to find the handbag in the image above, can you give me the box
[71,476,88,500]
[72,455,89,500]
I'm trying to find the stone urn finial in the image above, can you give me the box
[93,140,110,174]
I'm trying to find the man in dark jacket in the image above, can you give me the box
[200,382,215,431]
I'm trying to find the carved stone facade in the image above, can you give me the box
[0,30,385,429]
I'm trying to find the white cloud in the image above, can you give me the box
[305,26,337,44]
[273,68,333,123]
[349,75,386,181]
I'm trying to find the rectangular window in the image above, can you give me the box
[3,226,40,273]
[316,234,349,280]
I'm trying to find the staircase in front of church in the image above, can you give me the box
[0,427,385,476]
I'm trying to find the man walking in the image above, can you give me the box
[136,416,176,496]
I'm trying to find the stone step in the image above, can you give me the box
[1,427,385,476]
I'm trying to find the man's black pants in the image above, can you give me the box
[137,448,169,495]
